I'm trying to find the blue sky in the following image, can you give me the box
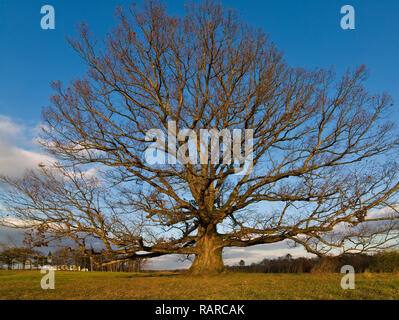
[1,0,399,124]
[1,0,399,268]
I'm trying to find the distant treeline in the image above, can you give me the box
[0,246,146,272]
[228,251,399,273]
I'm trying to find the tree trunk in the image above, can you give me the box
[89,255,93,272]
[188,224,225,275]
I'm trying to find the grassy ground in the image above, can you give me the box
[1,270,399,300]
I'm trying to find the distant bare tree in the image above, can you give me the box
[0,246,40,270]
[0,248,19,270]
[1,0,399,274]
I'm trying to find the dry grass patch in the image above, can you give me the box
[1,271,399,300]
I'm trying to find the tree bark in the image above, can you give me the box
[188,225,225,275]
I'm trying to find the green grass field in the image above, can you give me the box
[1,270,399,300]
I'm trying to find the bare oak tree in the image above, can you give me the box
[1,1,399,274]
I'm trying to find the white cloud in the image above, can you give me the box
[0,115,24,139]
[0,115,54,177]
[0,145,53,177]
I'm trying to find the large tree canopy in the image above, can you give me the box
[1,1,399,274]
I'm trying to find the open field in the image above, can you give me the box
[1,271,399,300]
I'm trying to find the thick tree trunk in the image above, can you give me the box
[188,224,225,275]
